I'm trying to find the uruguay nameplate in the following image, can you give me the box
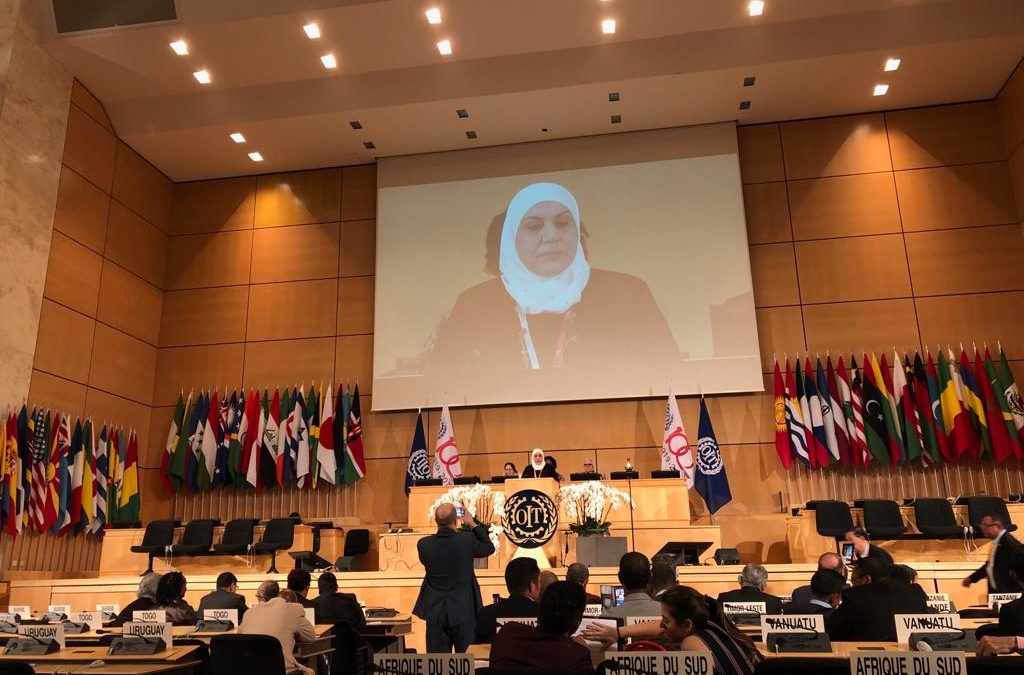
[851,651,965,675]
[19,623,65,648]
[374,654,473,675]
[894,613,960,645]
[124,621,173,647]
[133,610,167,624]
[761,614,825,635]
[605,652,711,675]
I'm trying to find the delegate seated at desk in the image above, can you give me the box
[241,580,316,675]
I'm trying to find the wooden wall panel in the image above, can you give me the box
[335,335,373,392]
[1009,144,1024,218]
[743,182,791,244]
[171,177,256,235]
[70,81,113,132]
[159,286,249,347]
[242,337,335,389]
[52,167,109,253]
[905,225,1024,296]
[254,168,342,228]
[339,220,376,277]
[165,230,252,290]
[755,306,805,372]
[33,300,95,384]
[338,277,374,335]
[737,124,784,183]
[795,234,911,303]
[111,143,173,233]
[802,299,921,356]
[781,114,892,180]
[340,165,377,221]
[105,202,169,288]
[885,102,1005,170]
[250,223,339,283]
[96,262,163,345]
[997,61,1024,157]
[895,162,1017,231]
[42,231,102,317]
[153,344,245,406]
[749,243,799,307]
[87,324,157,405]
[246,279,338,341]
[28,370,88,419]
[62,105,116,192]
[788,173,901,240]
[916,292,1024,357]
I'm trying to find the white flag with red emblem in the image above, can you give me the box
[661,391,695,487]
[433,405,463,486]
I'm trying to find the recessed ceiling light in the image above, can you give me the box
[363,141,376,149]
[873,83,889,96]
[321,53,337,69]
[248,152,263,162]
[611,114,622,124]
[466,130,477,139]
[748,1,765,16]
[437,39,452,56]
[456,109,469,119]
[601,19,616,34]
[169,40,188,56]
[425,8,442,24]
[743,76,756,87]
[349,121,362,130]
[303,22,320,39]
[193,69,211,84]
[229,132,246,143]
[739,100,751,110]
[608,92,620,102]
[884,57,901,72]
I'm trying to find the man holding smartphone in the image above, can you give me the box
[413,502,496,652]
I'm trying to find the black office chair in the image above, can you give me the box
[176,637,212,675]
[213,519,256,555]
[813,500,854,538]
[752,659,849,674]
[963,496,1017,535]
[336,529,371,571]
[969,656,1024,673]
[330,621,373,675]
[859,499,907,538]
[482,669,586,675]
[210,634,285,675]
[253,518,295,573]
[170,519,218,556]
[0,664,35,674]
[129,519,177,574]
[914,498,965,538]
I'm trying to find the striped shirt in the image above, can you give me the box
[694,621,755,675]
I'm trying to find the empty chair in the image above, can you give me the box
[860,499,907,538]
[964,496,1016,534]
[328,621,373,675]
[170,519,217,556]
[336,529,371,571]
[813,501,854,538]
[213,519,256,555]
[129,519,176,574]
[253,518,295,573]
[914,498,964,538]
[210,634,285,675]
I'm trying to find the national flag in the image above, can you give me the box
[870,353,903,465]
[28,408,49,530]
[186,393,208,492]
[893,353,924,465]
[68,420,83,532]
[405,412,430,495]
[238,390,258,489]
[260,389,280,489]
[826,356,853,468]
[277,388,295,487]
[862,354,892,465]
[772,361,792,470]
[214,391,237,488]
[295,389,311,489]
[199,390,220,490]
[976,349,1016,463]
[815,358,840,464]
[996,345,1024,437]
[306,385,320,489]
[2,412,21,537]
[0,416,6,530]
[694,397,732,515]
[795,359,817,468]
[226,391,245,488]
[245,391,265,489]
[168,393,193,491]
[926,351,955,463]
[40,410,58,530]
[335,386,350,485]
[985,346,1023,459]
[162,394,185,495]
[118,430,140,523]
[91,425,108,535]
[51,415,71,533]
[108,428,120,523]
[839,357,868,468]
[316,385,337,486]
[661,390,695,485]
[912,353,944,465]
[343,386,367,484]
[76,419,96,534]
[432,404,461,485]
[804,359,831,467]
[958,348,991,460]
[938,349,975,460]
[785,359,811,467]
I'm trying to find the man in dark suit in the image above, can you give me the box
[197,572,248,621]
[566,562,602,604]
[287,569,316,609]
[964,514,1022,593]
[844,528,896,570]
[490,581,592,675]
[826,557,930,641]
[313,571,366,630]
[413,503,495,652]
[475,558,541,643]
[791,552,848,606]
[782,569,845,618]
[717,563,783,615]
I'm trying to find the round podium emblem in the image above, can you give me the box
[502,489,558,549]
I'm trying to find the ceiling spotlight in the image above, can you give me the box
[743,76,756,87]
[739,100,751,110]
[303,22,320,39]
[601,19,616,34]
[873,83,889,96]
[437,39,452,55]
[425,7,442,24]
[193,69,211,84]
[608,92,620,102]
[611,114,622,124]
[884,57,901,72]
[321,53,337,69]
[466,130,477,139]
[748,1,765,16]
[229,132,246,143]
[363,141,376,149]
[169,40,188,56]
[248,152,263,162]
[456,109,469,119]
[349,121,362,130]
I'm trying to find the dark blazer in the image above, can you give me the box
[490,621,593,675]
[969,532,1022,592]
[112,597,156,626]
[997,597,1024,635]
[413,526,495,625]
[717,586,783,615]
[854,543,895,570]
[825,579,930,641]
[197,589,248,620]
[314,590,366,631]
[474,594,539,643]
[791,581,850,606]
[781,600,834,618]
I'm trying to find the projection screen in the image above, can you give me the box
[373,123,761,411]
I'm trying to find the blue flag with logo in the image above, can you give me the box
[694,397,732,514]
[405,412,431,496]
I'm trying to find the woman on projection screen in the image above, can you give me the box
[427,182,679,385]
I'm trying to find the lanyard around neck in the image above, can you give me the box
[516,305,575,370]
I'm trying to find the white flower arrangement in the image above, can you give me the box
[426,483,506,548]
[557,481,634,536]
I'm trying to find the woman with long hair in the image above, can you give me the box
[153,571,197,626]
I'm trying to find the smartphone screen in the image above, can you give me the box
[613,586,625,606]
[456,506,465,517]
[841,542,854,564]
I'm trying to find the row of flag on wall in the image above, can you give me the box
[159,384,367,494]
[0,406,139,540]
[772,345,1024,471]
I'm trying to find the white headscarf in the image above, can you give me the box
[499,182,591,314]
[530,448,546,472]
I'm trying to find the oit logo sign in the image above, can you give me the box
[502,489,558,548]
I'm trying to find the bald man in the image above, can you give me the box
[791,551,849,606]
[413,503,496,652]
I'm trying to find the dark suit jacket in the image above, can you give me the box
[854,543,895,570]
[781,600,833,618]
[474,594,539,643]
[197,589,248,620]
[314,590,366,631]
[112,597,156,627]
[825,579,930,641]
[717,586,783,615]
[490,622,593,675]
[413,526,495,625]
[791,581,850,606]
[969,532,1022,592]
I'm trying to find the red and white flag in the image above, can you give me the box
[433,405,463,485]
[661,390,694,487]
